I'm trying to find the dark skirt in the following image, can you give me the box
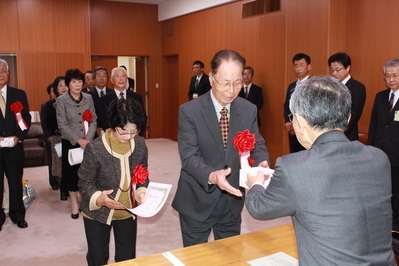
[61,138,81,192]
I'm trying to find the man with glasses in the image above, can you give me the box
[328,52,366,141]
[284,53,311,153]
[188,60,211,101]
[173,50,269,247]
[238,66,263,126]
[369,59,399,235]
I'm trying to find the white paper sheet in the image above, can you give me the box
[239,167,274,189]
[68,147,84,165]
[0,137,14,147]
[54,143,62,157]
[247,252,298,266]
[128,182,172,217]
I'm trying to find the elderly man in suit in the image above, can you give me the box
[245,76,395,265]
[188,60,211,101]
[328,52,366,141]
[284,53,311,153]
[0,58,31,230]
[238,66,263,126]
[369,59,399,234]
[98,67,146,136]
[173,50,270,247]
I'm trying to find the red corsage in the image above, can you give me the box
[10,101,28,130]
[233,129,256,168]
[233,129,256,154]
[132,165,149,186]
[83,110,93,121]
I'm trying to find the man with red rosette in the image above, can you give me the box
[0,58,31,231]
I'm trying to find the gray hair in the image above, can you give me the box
[383,59,399,74]
[289,76,351,131]
[0,59,9,71]
[111,67,129,90]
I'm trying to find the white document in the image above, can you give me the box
[247,252,298,266]
[239,167,274,189]
[54,143,62,157]
[0,137,14,147]
[68,147,84,165]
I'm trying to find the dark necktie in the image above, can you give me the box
[389,92,395,112]
[120,92,124,99]
[245,86,249,99]
[195,79,199,89]
[219,107,229,150]
[100,90,104,98]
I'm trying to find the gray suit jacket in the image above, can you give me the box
[56,92,97,145]
[245,130,395,265]
[172,91,269,222]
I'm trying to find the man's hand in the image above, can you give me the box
[209,168,242,197]
[96,190,125,209]
[246,170,270,189]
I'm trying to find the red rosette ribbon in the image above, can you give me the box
[10,101,28,130]
[233,129,256,168]
[132,164,149,186]
[82,110,93,137]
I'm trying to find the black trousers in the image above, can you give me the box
[0,148,25,225]
[179,192,241,247]
[83,216,137,266]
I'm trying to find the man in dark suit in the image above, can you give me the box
[82,71,95,92]
[369,59,399,233]
[87,66,112,137]
[98,67,146,136]
[328,52,366,141]
[284,53,311,153]
[238,66,263,126]
[246,76,395,265]
[188,60,211,101]
[172,50,269,247]
[0,58,31,231]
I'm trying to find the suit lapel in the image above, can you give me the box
[227,100,243,153]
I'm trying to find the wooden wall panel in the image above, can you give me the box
[53,0,89,53]
[56,54,88,77]
[0,1,19,52]
[17,0,54,52]
[17,53,56,112]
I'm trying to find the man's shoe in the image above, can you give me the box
[17,220,28,229]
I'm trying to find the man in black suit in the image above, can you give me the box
[238,66,263,126]
[87,66,112,137]
[328,52,366,141]
[82,71,95,92]
[369,59,399,232]
[0,58,31,230]
[188,60,211,101]
[98,67,146,136]
[284,53,311,153]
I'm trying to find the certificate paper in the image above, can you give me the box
[129,182,172,217]
[239,167,274,189]
[248,252,298,266]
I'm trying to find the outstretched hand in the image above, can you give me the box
[209,168,242,197]
[97,190,125,210]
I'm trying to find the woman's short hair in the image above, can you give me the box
[64,69,84,87]
[210,50,246,75]
[289,76,352,131]
[52,76,65,97]
[107,98,146,131]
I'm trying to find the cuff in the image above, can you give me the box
[89,191,102,210]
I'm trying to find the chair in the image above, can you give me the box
[23,122,47,167]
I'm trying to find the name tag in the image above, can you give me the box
[395,111,399,122]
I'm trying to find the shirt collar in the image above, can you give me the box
[210,89,231,114]
[341,75,351,85]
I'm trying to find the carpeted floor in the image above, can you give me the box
[0,138,291,265]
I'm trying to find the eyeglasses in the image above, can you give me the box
[211,74,243,90]
[384,74,399,80]
[115,127,139,137]
[288,113,296,122]
[192,66,201,69]
[329,67,344,74]
[243,73,252,77]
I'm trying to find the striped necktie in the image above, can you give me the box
[219,107,229,150]
[0,91,6,117]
